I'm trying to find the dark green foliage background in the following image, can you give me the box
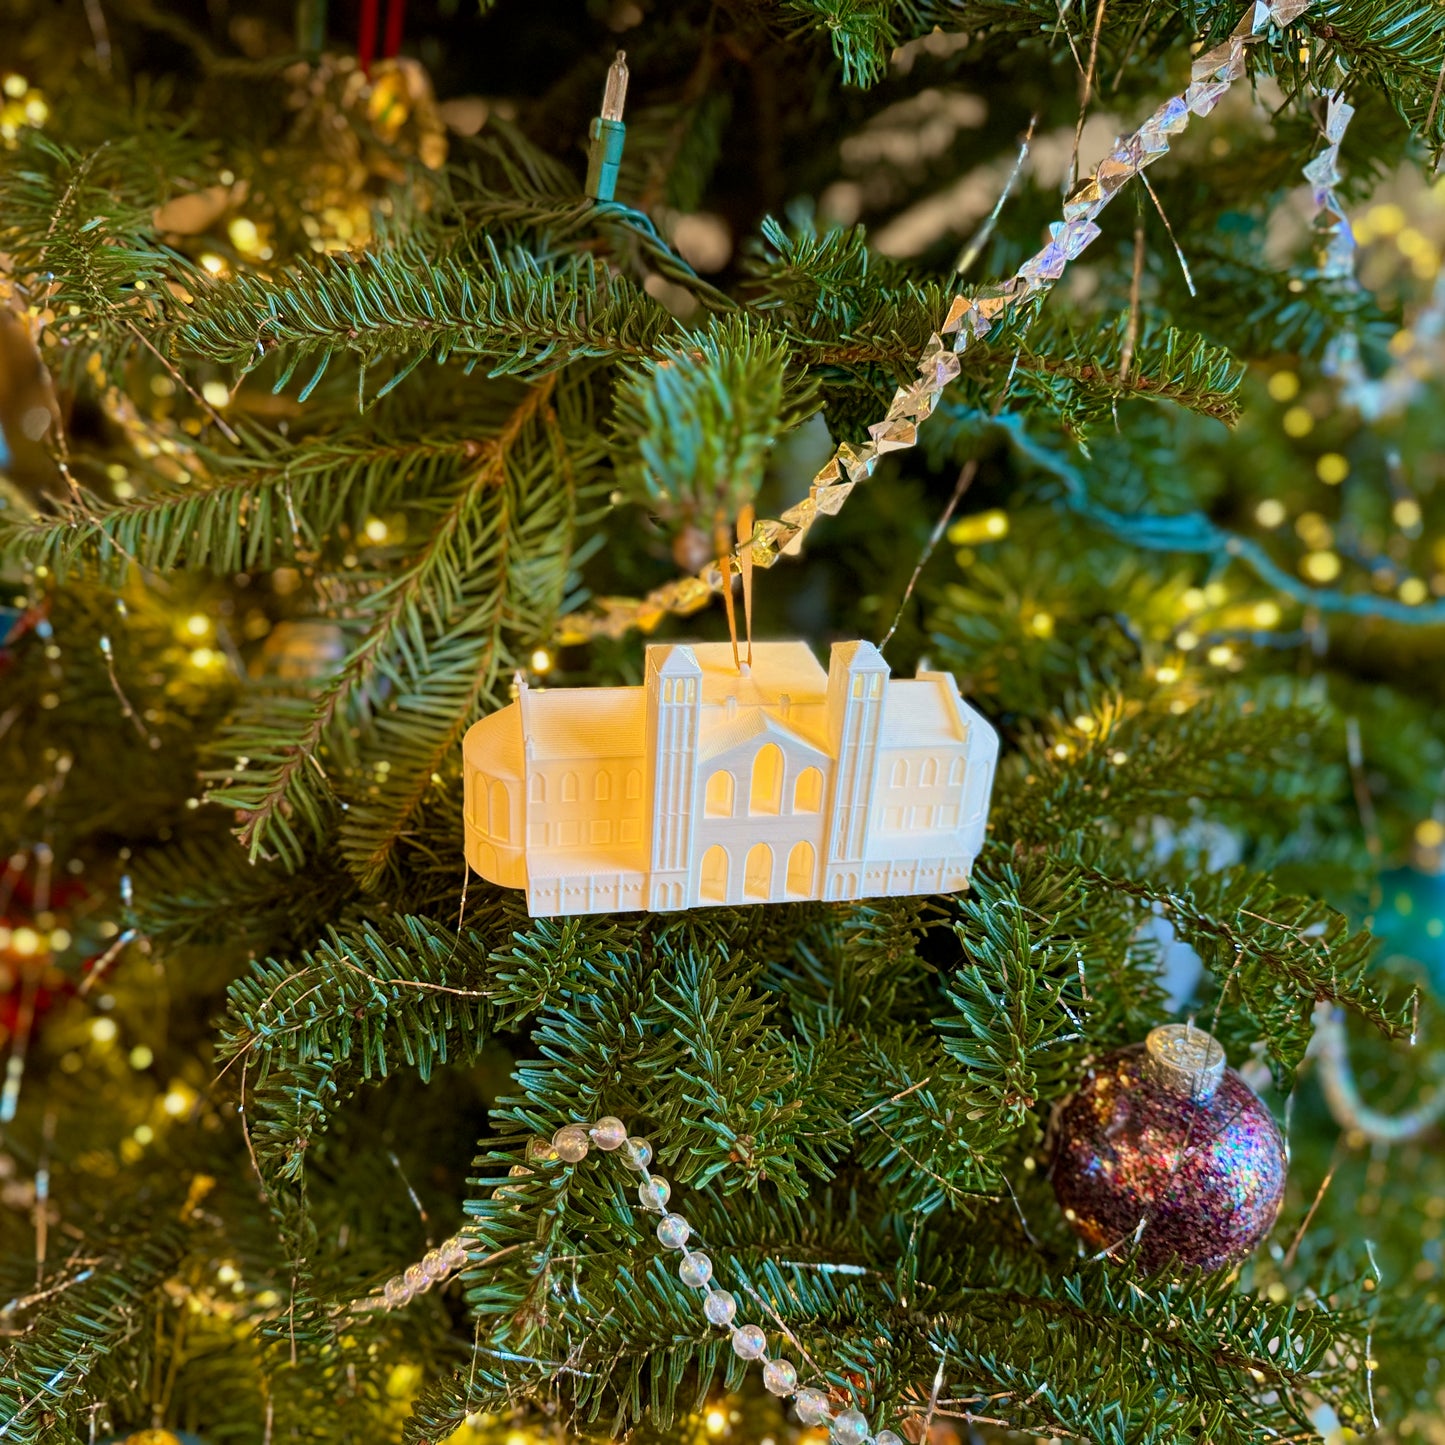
[1,0,1444,1441]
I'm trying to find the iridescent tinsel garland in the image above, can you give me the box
[1303,91,1445,420]
[359,1117,908,1442]
[557,0,1314,645]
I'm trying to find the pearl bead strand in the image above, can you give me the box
[544,1118,900,1445]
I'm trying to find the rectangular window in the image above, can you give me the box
[939,804,959,829]
[560,820,580,847]
[852,675,864,698]
[590,819,611,845]
[870,674,882,697]
[527,822,548,848]
[884,807,903,831]
[620,818,641,843]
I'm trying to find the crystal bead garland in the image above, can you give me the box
[363,1231,471,1312]
[555,0,1315,646]
[533,1117,906,1445]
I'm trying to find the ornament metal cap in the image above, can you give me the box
[1144,1024,1227,1101]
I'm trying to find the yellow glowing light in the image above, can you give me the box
[1109,749,1128,766]
[1204,582,1227,606]
[1282,405,1314,438]
[1181,587,1207,612]
[91,1017,119,1043]
[1316,453,1349,485]
[1416,819,1445,849]
[164,1084,196,1117]
[1207,644,1234,667]
[946,509,1010,546]
[1296,512,1333,548]
[1302,550,1342,583]
[1255,499,1287,528]
[201,380,231,408]
[1027,611,1054,638]
[228,216,260,252]
[364,516,389,543]
[2,75,27,99]
[185,614,211,637]
[189,647,217,668]
[48,927,70,951]
[1399,577,1429,605]
[1176,630,1199,652]
[1155,665,1180,684]
[217,1262,241,1285]
[1393,499,1423,530]
[1052,742,1070,759]
[706,1409,728,1436]
[386,1363,424,1399]
[129,1045,154,1070]
[504,1433,529,1445]
[200,252,226,275]
[1370,203,1405,236]
[530,648,553,674]
[1267,371,1299,402]
[1073,714,1096,734]
[10,926,40,956]
[1251,601,1281,627]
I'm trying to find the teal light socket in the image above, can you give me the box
[586,117,626,202]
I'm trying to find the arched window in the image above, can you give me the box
[700,845,729,903]
[920,757,937,788]
[750,744,784,815]
[594,771,612,802]
[793,767,823,813]
[786,840,815,897]
[489,780,510,842]
[949,756,965,787]
[705,770,735,817]
[529,774,546,803]
[625,769,642,799]
[744,842,773,900]
[562,772,578,802]
[890,758,908,788]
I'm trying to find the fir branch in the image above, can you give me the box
[1072,844,1416,1078]
[1,428,479,579]
[204,377,559,869]
[610,315,822,525]
[220,913,506,1179]
[169,243,673,389]
[0,1212,192,1445]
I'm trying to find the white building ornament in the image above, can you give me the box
[462,640,998,916]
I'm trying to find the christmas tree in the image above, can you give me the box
[2,0,1445,1441]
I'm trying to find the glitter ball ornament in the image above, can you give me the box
[1050,1024,1286,1273]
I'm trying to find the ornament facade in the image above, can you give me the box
[463,640,997,916]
